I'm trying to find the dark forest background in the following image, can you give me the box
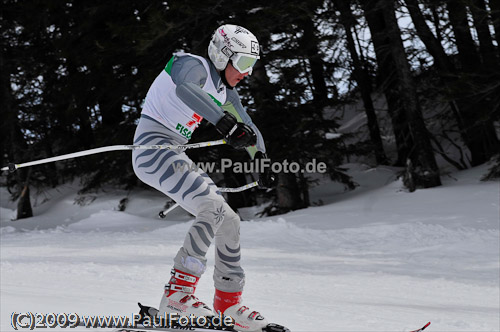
[1,0,499,219]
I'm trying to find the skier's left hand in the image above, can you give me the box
[255,152,276,188]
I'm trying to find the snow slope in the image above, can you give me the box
[1,164,499,331]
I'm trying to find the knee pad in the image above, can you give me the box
[174,248,207,276]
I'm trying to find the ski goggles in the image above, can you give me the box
[231,53,259,75]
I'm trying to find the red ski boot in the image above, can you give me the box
[214,289,268,331]
[158,269,213,317]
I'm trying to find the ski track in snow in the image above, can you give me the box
[1,164,499,331]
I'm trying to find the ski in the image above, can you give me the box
[113,302,291,332]
[105,321,426,332]
[410,322,431,332]
[112,328,228,332]
[109,324,289,332]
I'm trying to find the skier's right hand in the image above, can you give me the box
[216,112,257,149]
[215,112,238,136]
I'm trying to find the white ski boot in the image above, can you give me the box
[214,289,268,332]
[158,269,213,317]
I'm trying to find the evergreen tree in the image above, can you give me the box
[361,0,441,189]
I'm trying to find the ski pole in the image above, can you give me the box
[216,180,259,193]
[1,139,227,172]
[159,181,259,218]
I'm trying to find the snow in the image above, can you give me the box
[1,163,499,331]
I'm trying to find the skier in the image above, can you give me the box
[132,24,273,332]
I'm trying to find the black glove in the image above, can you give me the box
[255,151,276,188]
[215,112,237,136]
[227,123,257,149]
[216,112,257,149]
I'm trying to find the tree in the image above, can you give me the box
[297,1,330,107]
[490,0,500,54]
[361,0,441,189]
[334,0,388,164]
[446,0,499,165]
[1,0,39,219]
[469,0,497,68]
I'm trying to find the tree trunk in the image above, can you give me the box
[381,0,441,188]
[299,15,329,107]
[0,29,35,217]
[250,44,307,211]
[17,182,33,220]
[446,0,481,70]
[0,33,11,170]
[469,0,498,68]
[94,60,125,145]
[407,0,498,166]
[406,0,455,73]
[406,0,468,152]
[490,0,500,56]
[44,138,59,187]
[429,2,444,46]
[363,0,441,188]
[65,62,95,149]
[298,171,310,207]
[276,173,302,212]
[447,0,499,165]
[362,0,414,166]
[335,0,388,164]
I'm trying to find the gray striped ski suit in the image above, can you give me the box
[132,53,265,292]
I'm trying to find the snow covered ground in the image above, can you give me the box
[1,163,499,331]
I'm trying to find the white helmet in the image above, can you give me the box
[208,24,260,75]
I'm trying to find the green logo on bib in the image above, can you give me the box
[176,123,192,139]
